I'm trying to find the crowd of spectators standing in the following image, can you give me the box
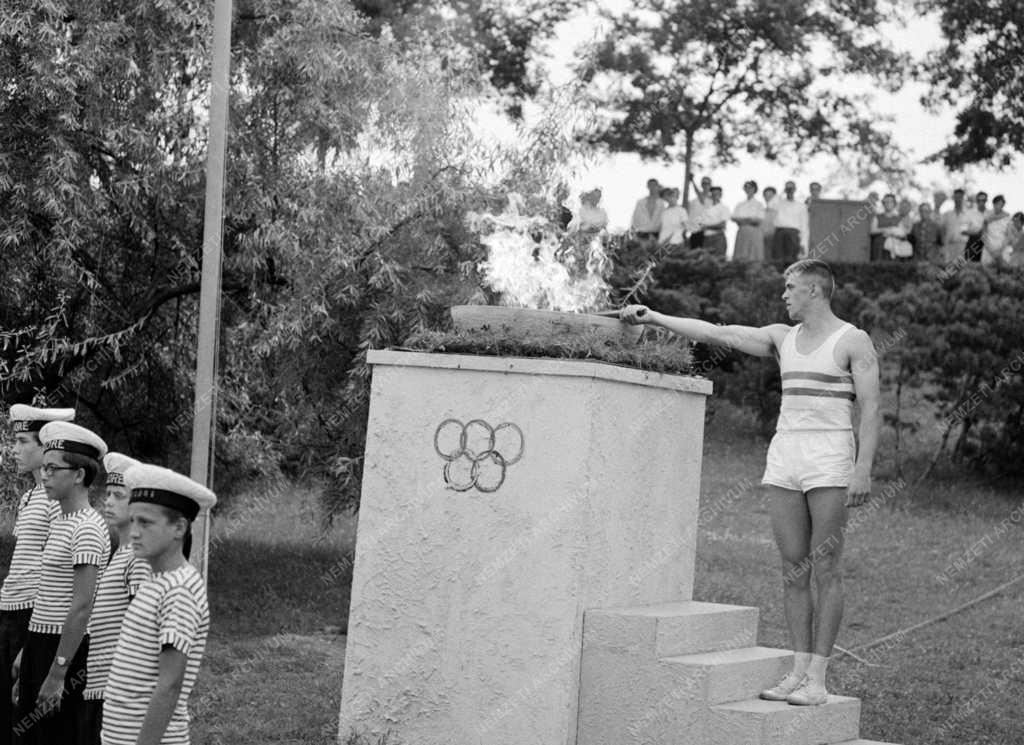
[565,176,1024,267]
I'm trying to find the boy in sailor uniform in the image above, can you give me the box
[1,405,74,740]
[101,465,214,745]
[81,453,151,745]
[16,421,109,744]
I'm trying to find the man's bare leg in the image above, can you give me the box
[807,486,848,656]
[787,485,848,705]
[760,485,812,700]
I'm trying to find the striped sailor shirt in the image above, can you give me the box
[777,322,857,432]
[102,562,209,745]
[28,506,110,634]
[0,485,60,611]
[83,544,152,700]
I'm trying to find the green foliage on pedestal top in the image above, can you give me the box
[402,326,695,375]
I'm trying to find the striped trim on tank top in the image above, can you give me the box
[781,371,856,400]
[28,507,110,634]
[83,544,152,700]
[0,486,60,611]
[102,562,209,745]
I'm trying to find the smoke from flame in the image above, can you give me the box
[467,193,612,312]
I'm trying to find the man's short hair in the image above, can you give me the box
[976,191,988,199]
[994,194,1005,204]
[953,188,965,196]
[646,178,659,187]
[710,185,722,193]
[745,180,758,191]
[62,452,100,487]
[784,259,836,300]
[763,186,777,195]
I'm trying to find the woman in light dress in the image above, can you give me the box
[658,187,689,250]
[732,180,765,261]
[568,188,609,234]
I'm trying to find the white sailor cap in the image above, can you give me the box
[9,404,75,434]
[123,464,216,522]
[39,421,108,461]
[103,452,141,487]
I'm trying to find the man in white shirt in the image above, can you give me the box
[772,181,808,262]
[965,191,988,262]
[630,179,665,246]
[700,186,731,256]
[939,189,980,264]
[687,176,712,249]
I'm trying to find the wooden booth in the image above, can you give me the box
[808,199,872,263]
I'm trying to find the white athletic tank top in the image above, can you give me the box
[777,322,856,432]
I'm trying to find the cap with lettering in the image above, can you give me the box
[9,404,75,434]
[103,452,142,486]
[124,464,216,521]
[39,421,108,461]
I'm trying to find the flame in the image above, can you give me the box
[467,193,611,312]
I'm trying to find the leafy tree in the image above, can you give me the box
[920,0,1024,168]
[580,0,910,203]
[347,0,582,118]
[1,0,584,516]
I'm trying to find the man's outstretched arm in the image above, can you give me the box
[620,305,788,358]
[848,330,881,507]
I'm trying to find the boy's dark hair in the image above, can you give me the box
[62,452,100,487]
[157,506,193,559]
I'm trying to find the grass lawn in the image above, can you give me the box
[2,410,1020,744]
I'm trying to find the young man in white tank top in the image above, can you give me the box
[621,259,880,706]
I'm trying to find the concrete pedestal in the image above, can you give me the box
[339,350,711,745]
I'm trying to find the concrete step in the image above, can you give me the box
[661,646,793,704]
[584,601,759,658]
[709,696,860,745]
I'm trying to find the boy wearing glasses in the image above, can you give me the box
[1,405,74,740]
[15,422,109,744]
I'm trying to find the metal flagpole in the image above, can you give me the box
[190,0,233,581]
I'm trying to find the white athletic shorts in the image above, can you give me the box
[761,430,855,493]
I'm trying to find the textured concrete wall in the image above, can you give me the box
[339,351,711,745]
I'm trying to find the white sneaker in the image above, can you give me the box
[786,676,829,706]
[759,672,805,701]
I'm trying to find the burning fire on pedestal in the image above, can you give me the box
[467,193,613,313]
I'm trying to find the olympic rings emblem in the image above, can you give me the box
[433,418,524,493]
